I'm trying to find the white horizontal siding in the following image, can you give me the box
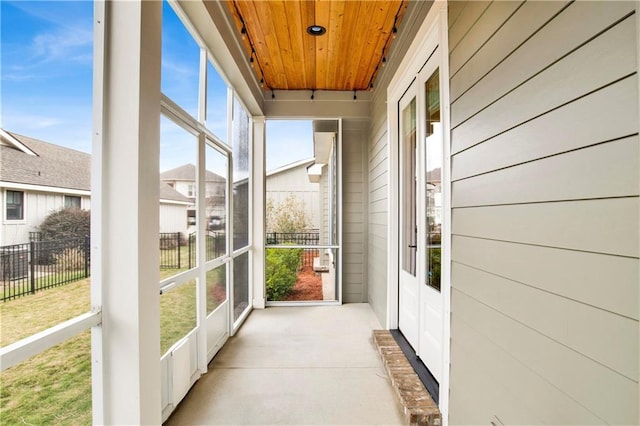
[367,124,389,321]
[448,1,639,424]
[452,13,637,153]
[342,120,367,303]
[452,136,639,207]
[451,1,635,126]
[452,75,639,180]
[453,289,637,425]
[452,235,638,321]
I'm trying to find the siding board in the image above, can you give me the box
[448,0,639,423]
[452,14,638,153]
[451,1,635,126]
[453,289,638,425]
[452,136,639,207]
[452,75,639,180]
[453,262,638,380]
[449,1,523,76]
[452,235,639,320]
[452,198,639,258]
[448,0,491,52]
[451,317,608,425]
[450,0,570,101]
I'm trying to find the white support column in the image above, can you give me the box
[252,116,266,309]
[92,1,162,424]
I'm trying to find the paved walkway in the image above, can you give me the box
[166,304,405,425]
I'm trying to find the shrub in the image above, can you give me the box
[52,247,86,271]
[266,248,302,301]
[39,208,90,241]
[428,248,441,289]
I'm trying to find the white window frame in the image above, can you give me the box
[4,189,26,223]
[64,194,82,209]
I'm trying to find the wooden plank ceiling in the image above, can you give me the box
[226,0,408,92]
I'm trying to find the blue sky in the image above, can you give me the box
[1,0,313,173]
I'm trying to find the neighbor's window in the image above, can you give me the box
[6,190,24,220]
[64,195,81,209]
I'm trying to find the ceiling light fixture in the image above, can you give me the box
[306,25,326,36]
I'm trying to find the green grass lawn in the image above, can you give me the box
[0,279,92,425]
[1,252,203,424]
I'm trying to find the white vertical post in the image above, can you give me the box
[93,1,162,423]
[196,48,208,376]
[196,131,207,375]
[91,1,106,423]
[252,116,266,309]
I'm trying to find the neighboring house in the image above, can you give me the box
[0,129,91,246]
[160,163,226,228]
[0,129,190,246]
[265,158,320,230]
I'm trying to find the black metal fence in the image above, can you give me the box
[161,231,226,270]
[1,236,90,302]
[187,231,226,269]
[160,232,182,269]
[266,231,320,268]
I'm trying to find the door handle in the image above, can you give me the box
[408,245,417,248]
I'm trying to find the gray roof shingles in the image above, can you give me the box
[1,131,91,191]
[1,130,191,203]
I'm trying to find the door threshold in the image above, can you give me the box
[390,329,439,404]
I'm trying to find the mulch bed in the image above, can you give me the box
[284,265,323,301]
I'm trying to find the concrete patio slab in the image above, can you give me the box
[165,304,405,425]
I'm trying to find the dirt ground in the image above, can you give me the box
[284,265,323,301]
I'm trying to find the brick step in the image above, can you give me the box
[372,330,441,426]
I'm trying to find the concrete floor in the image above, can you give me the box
[166,303,406,425]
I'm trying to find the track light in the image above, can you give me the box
[311,89,315,100]
[241,26,246,39]
[353,90,357,102]
[271,90,275,99]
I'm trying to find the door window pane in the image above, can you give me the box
[425,69,441,291]
[401,98,417,276]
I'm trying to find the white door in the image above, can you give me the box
[398,84,420,349]
[399,47,445,383]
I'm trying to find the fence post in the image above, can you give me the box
[30,241,36,294]
[188,233,192,269]
[177,232,181,269]
[84,235,90,278]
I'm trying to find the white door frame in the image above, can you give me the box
[386,0,451,422]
